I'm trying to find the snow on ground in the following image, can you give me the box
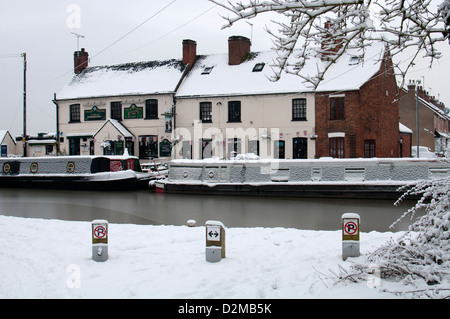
[0,215,411,299]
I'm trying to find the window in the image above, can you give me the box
[252,63,265,72]
[182,141,192,159]
[70,104,80,123]
[145,99,158,119]
[45,145,54,155]
[228,101,241,123]
[329,137,345,158]
[228,138,241,156]
[292,99,307,121]
[248,140,259,156]
[330,97,344,120]
[200,102,212,123]
[139,135,158,159]
[111,101,122,121]
[201,66,213,75]
[364,139,376,158]
[103,140,123,156]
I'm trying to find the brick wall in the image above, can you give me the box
[315,51,400,158]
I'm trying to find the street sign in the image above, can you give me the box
[92,220,108,244]
[342,214,360,241]
[205,220,226,261]
[341,213,360,260]
[92,220,108,262]
[207,226,220,242]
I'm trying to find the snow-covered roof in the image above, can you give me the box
[94,119,134,138]
[57,59,186,100]
[399,123,413,134]
[0,130,15,145]
[315,44,385,92]
[176,43,385,98]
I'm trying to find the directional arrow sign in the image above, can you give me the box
[208,231,219,238]
[207,226,221,242]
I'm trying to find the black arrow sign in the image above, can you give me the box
[208,231,219,238]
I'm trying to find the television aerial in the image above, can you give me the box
[71,32,85,51]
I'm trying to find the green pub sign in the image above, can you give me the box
[159,139,172,157]
[85,106,106,121]
[124,104,143,119]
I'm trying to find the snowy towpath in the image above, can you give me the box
[0,215,407,299]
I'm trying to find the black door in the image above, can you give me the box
[293,138,307,159]
[69,138,80,155]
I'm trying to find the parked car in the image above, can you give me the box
[411,146,437,158]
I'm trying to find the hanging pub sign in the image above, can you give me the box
[124,104,143,119]
[159,139,172,157]
[85,106,106,121]
[165,113,173,133]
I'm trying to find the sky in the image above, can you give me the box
[1,0,449,138]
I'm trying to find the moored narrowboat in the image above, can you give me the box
[0,155,152,190]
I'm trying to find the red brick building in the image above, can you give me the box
[314,47,402,158]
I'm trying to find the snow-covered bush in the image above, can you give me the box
[350,176,450,298]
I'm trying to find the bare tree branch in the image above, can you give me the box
[210,0,450,88]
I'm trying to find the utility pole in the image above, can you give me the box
[21,53,27,157]
[415,79,421,158]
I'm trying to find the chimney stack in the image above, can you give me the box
[74,48,89,74]
[321,22,342,61]
[183,39,197,68]
[228,36,251,65]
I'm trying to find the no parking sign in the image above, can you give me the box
[342,213,360,241]
[92,220,108,245]
[342,213,360,260]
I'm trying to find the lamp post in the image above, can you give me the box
[21,53,27,157]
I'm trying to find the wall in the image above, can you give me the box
[174,93,316,159]
[315,52,400,158]
[57,94,174,158]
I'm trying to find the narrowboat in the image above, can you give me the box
[0,155,153,190]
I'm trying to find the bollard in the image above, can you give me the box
[92,219,108,262]
[205,220,226,262]
[342,213,360,261]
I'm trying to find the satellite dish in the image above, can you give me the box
[445,108,450,115]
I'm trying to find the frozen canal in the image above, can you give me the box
[0,188,422,232]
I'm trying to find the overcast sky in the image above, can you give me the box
[1,0,449,138]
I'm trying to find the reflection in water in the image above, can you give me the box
[0,188,422,232]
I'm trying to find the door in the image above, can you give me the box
[69,138,80,155]
[274,140,285,159]
[201,139,212,159]
[293,138,308,159]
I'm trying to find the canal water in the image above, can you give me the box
[0,188,423,232]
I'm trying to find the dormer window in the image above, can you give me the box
[201,66,214,75]
[252,63,265,72]
[349,56,362,65]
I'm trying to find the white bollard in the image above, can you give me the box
[205,220,226,262]
[92,220,108,262]
[342,213,360,261]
